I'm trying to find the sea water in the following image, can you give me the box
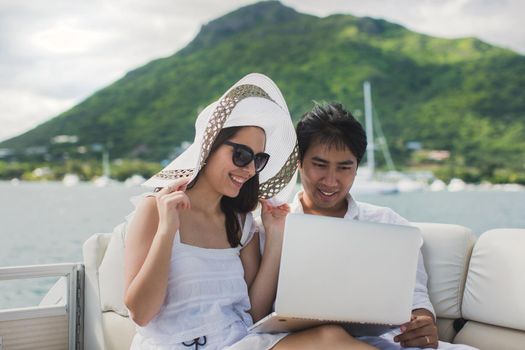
[1,181,524,308]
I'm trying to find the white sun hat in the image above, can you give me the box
[142,73,298,204]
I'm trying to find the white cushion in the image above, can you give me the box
[83,233,112,350]
[435,318,457,343]
[98,222,129,317]
[102,311,136,350]
[462,229,525,331]
[84,232,112,269]
[454,320,525,350]
[414,223,476,319]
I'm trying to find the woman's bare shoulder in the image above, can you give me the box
[137,195,157,213]
[128,196,159,239]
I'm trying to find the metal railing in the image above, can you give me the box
[0,262,84,350]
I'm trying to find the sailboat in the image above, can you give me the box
[93,149,113,187]
[62,173,80,187]
[352,81,399,195]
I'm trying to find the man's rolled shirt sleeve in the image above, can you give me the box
[382,207,436,319]
[413,251,436,318]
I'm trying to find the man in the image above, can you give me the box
[290,102,476,350]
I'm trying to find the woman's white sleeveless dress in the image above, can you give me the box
[129,212,287,350]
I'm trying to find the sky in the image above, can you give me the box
[0,0,523,143]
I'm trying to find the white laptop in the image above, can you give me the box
[249,213,422,336]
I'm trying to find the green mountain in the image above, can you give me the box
[2,1,525,182]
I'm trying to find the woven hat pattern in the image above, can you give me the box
[199,84,273,173]
[259,143,298,199]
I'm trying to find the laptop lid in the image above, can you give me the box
[274,213,422,326]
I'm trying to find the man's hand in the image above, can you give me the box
[393,309,438,348]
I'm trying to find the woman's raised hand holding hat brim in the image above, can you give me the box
[156,178,191,236]
[159,178,189,195]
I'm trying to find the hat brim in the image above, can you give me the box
[143,73,297,203]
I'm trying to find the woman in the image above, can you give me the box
[124,73,375,349]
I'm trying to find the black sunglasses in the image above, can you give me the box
[223,141,270,173]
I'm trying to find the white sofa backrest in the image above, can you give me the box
[415,223,476,319]
[462,228,525,329]
[83,232,113,350]
[414,223,476,342]
[83,224,135,350]
[98,222,128,317]
[454,228,525,350]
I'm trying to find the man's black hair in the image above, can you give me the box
[296,102,367,164]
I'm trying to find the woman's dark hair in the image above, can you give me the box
[191,127,260,248]
[296,103,367,164]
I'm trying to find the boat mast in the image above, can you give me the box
[363,81,375,176]
[102,149,110,178]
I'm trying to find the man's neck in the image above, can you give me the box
[299,193,348,218]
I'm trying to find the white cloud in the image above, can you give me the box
[0,88,75,141]
[31,18,111,55]
[287,0,525,53]
[0,0,523,142]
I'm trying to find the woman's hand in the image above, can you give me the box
[260,199,290,247]
[155,178,190,236]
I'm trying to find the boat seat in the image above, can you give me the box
[83,223,135,350]
[83,222,525,350]
[413,223,477,342]
[454,229,525,350]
